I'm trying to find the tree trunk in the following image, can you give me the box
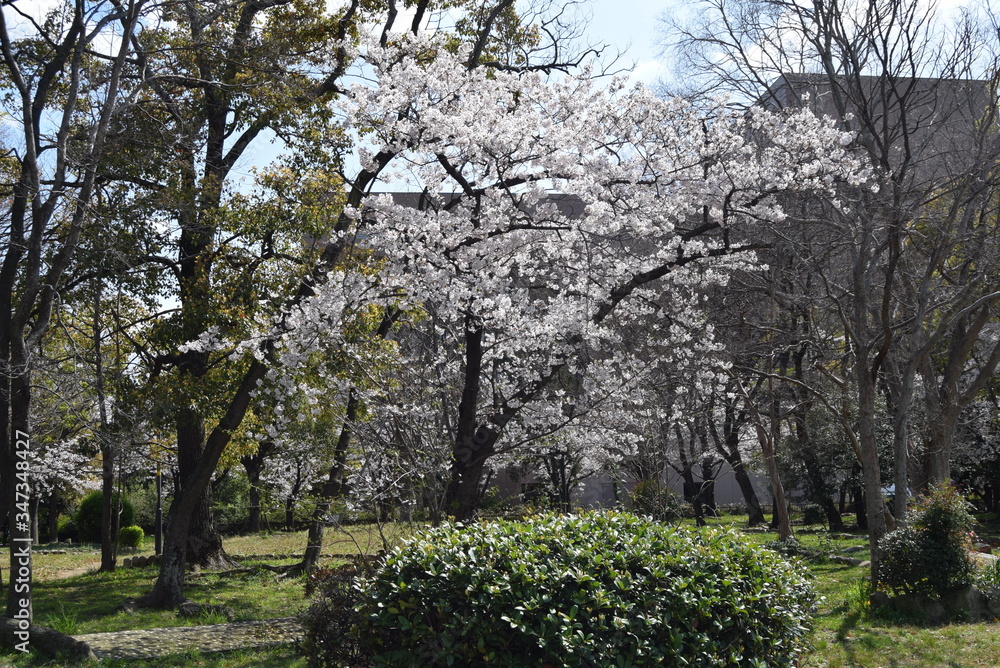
[139,495,193,607]
[681,470,706,526]
[922,404,960,487]
[858,372,888,586]
[756,422,792,540]
[732,460,766,525]
[675,424,705,526]
[708,394,765,525]
[884,356,917,524]
[746,377,792,541]
[247,484,262,534]
[0,618,95,660]
[445,452,492,521]
[285,497,296,532]
[799,448,845,531]
[699,460,717,514]
[852,484,867,530]
[298,394,358,572]
[240,442,272,534]
[6,369,33,620]
[444,323,497,521]
[100,443,116,572]
[177,409,235,570]
[46,503,59,543]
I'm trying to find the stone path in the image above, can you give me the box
[72,617,302,660]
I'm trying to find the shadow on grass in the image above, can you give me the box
[16,565,309,636]
[0,644,307,667]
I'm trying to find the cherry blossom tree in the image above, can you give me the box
[328,33,867,519]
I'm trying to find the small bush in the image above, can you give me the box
[877,482,976,598]
[75,491,135,544]
[629,479,682,523]
[802,504,826,526]
[301,559,380,668]
[349,511,815,667]
[119,525,144,549]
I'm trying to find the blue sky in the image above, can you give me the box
[584,0,671,85]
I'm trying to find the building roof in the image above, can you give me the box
[762,73,997,186]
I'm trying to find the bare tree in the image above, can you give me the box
[664,0,1000,581]
[0,0,147,624]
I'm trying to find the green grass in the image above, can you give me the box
[4,517,1000,666]
[0,524,415,666]
[698,515,1000,667]
[26,559,311,635]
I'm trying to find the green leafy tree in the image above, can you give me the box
[0,0,148,627]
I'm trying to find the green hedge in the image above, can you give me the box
[119,525,144,548]
[345,511,816,667]
[74,491,134,544]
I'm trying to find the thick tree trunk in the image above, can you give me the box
[852,484,867,530]
[177,409,235,570]
[820,496,845,532]
[445,452,492,521]
[919,307,1000,489]
[0,618,95,660]
[139,495,193,608]
[732,461,766,525]
[301,519,326,572]
[444,324,497,521]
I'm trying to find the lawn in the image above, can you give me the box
[2,516,999,666]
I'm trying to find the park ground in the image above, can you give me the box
[2,514,1000,667]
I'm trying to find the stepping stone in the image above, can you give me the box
[829,555,869,567]
[73,617,303,660]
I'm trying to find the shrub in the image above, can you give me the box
[74,491,135,544]
[119,525,144,549]
[301,559,380,668]
[629,479,682,523]
[801,504,826,526]
[877,482,976,598]
[348,511,816,667]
